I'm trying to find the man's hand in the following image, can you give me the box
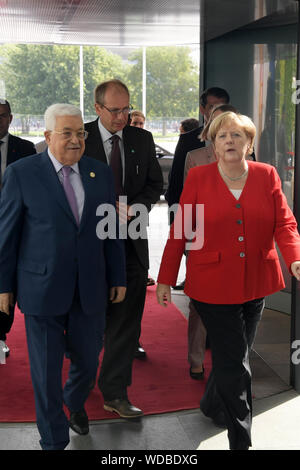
[109,286,126,303]
[116,201,132,224]
[0,292,14,315]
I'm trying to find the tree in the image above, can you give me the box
[127,46,199,119]
[82,46,129,116]
[0,44,80,115]
[0,44,128,119]
[0,44,200,128]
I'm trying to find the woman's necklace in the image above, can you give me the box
[218,162,248,181]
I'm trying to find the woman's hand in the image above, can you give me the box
[291,261,300,281]
[156,283,172,307]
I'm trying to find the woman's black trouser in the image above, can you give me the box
[192,298,265,450]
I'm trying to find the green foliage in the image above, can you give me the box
[82,46,129,114]
[0,44,128,116]
[0,43,199,119]
[275,56,296,151]
[127,46,199,118]
[0,44,80,114]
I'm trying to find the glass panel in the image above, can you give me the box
[0,43,199,159]
[254,39,297,294]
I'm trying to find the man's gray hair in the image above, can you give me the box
[44,103,82,130]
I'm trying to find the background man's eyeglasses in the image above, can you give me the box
[101,104,132,116]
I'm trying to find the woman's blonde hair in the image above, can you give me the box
[131,110,145,120]
[200,104,238,141]
[207,112,256,154]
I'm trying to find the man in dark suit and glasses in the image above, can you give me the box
[0,103,126,449]
[0,98,36,359]
[84,79,163,418]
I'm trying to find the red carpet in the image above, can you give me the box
[0,286,211,422]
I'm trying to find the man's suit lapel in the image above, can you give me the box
[37,151,78,227]
[77,157,98,231]
[89,119,107,164]
[122,127,136,194]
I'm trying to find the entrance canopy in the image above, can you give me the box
[0,0,200,46]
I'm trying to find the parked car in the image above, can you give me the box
[155,144,173,194]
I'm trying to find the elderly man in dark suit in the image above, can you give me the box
[0,98,36,359]
[0,103,126,449]
[84,79,163,418]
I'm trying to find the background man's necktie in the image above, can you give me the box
[61,166,80,225]
[109,134,123,197]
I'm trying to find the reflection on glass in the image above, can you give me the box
[254,40,297,293]
[255,43,296,210]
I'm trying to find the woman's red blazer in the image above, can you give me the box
[157,161,300,304]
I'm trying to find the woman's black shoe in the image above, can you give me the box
[189,366,204,380]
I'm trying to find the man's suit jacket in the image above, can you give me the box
[165,125,205,208]
[158,161,300,304]
[84,119,163,270]
[6,134,36,166]
[0,151,126,316]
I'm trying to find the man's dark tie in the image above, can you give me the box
[109,134,123,197]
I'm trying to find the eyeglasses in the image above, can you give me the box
[52,130,88,140]
[100,104,133,116]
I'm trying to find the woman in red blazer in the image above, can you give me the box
[157,112,300,450]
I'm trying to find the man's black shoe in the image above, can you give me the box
[135,344,146,359]
[104,398,143,418]
[69,408,89,435]
[1,342,10,358]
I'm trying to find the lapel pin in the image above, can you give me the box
[90,172,95,178]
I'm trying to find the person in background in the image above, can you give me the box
[130,110,155,289]
[84,80,163,418]
[171,116,205,292]
[183,103,238,381]
[130,110,146,128]
[165,87,230,216]
[156,111,300,450]
[168,88,230,291]
[0,98,36,359]
[129,109,154,357]
[179,118,199,134]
